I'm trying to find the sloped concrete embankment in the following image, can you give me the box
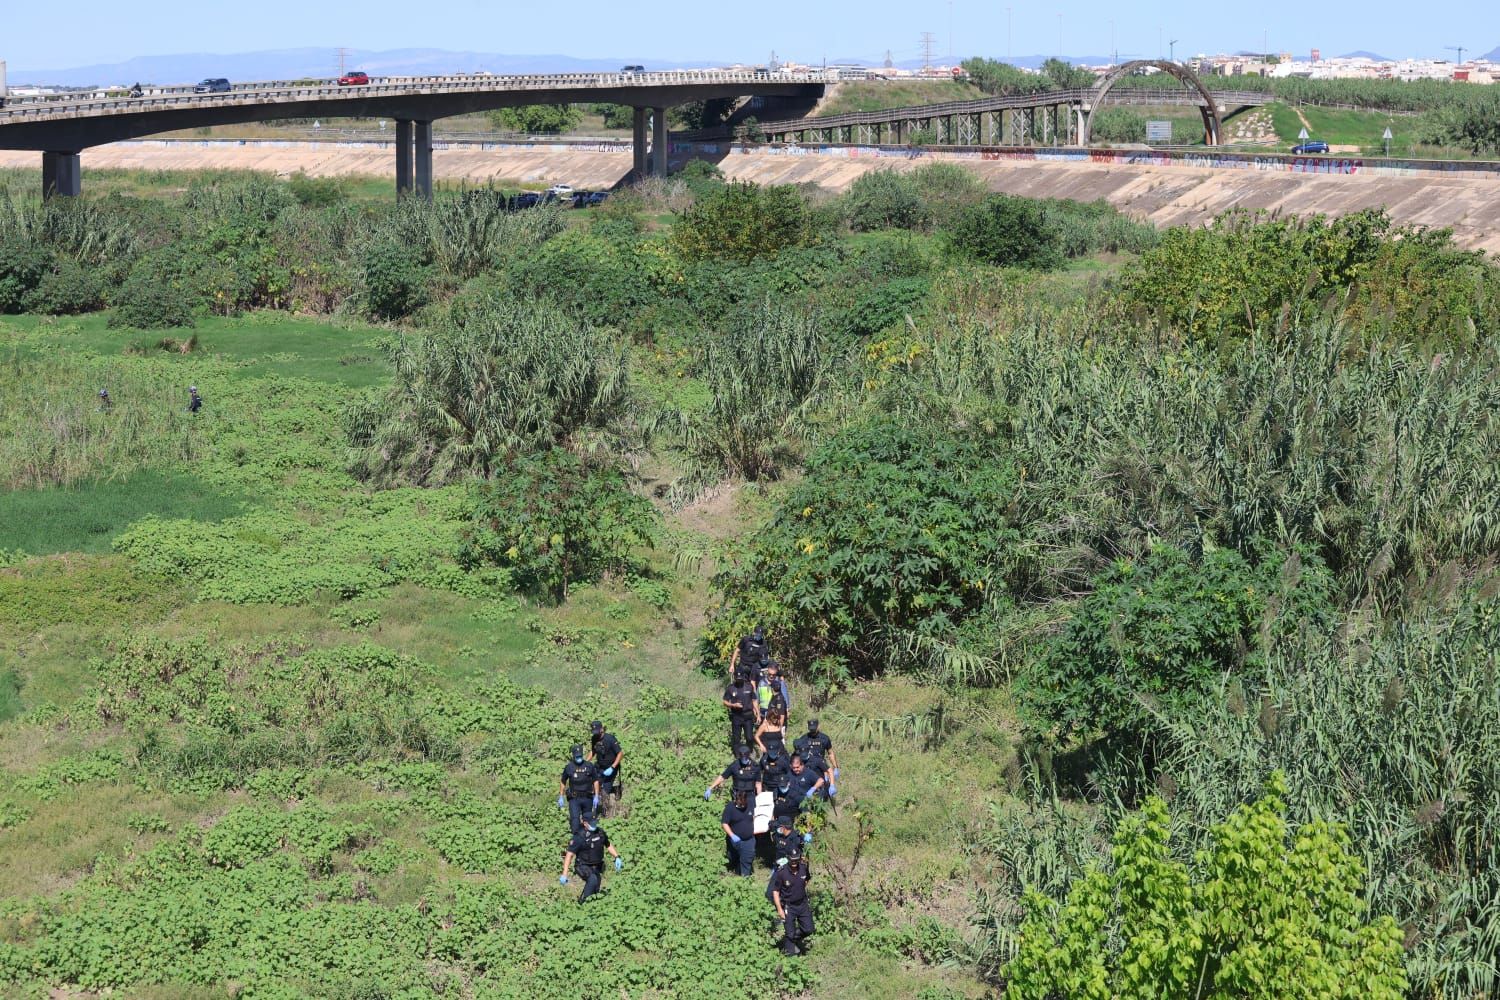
[1,141,1496,252]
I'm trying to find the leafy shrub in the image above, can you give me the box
[506,228,652,328]
[841,275,930,337]
[347,295,631,485]
[287,172,348,207]
[843,170,929,232]
[488,104,581,134]
[0,239,52,313]
[459,449,657,601]
[672,180,814,262]
[22,257,103,314]
[674,158,726,200]
[362,235,429,320]
[1117,208,1500,345]
[1022,545,1333,740]
[108,260,196,329]
[1041,199,1158,258]
[707,418,1020,680]
[1088,106,1147,143]
[1003,775,1407,1000]
[907,163,987,229]
[944,195,1063,270]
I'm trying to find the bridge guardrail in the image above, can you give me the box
[0,72,822,123]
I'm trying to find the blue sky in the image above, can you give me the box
[5,0,1494,70]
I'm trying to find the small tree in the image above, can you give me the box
[459,449,657,602]
[843,170,929,232]
[945,194,1064,270]
[1003,774,1408,1000]
[488,104,583,135]
[672,181,812,262]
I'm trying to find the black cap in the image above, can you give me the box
[580,811,596,827]
[785,841,804,859]
[736,743,750,756]
[590,720,603,733]
[571,744,584,758]
[752,624,765,639]
[775,814,794,829]
[806,718,819,731]
[766,748,780,761]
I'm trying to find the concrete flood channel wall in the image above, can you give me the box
[2,137,1498,252]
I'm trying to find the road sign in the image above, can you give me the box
[1298,127,1309,140]
[1145,120,1173,143]
[1382,127,1393,139]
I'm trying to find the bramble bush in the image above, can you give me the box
[672,180,815,262]
[459,449,658,602]
[1021,544,1334,741]
[708,418,1019,682]
[1002,775,1407,1000]
[944,194,1064,270]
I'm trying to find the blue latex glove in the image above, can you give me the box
[557,795,566,809]
[559,875,569,885]
[614,857,623,871]
[832,768,839,780]
[704,787,713,800]
[803,790,814,802]
[592,795,600,810]
[603,767,614,777]
[729,833,742,844]
[802,832,813,844]
[829,784,838,796]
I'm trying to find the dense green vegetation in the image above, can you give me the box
[1,158,1497,999]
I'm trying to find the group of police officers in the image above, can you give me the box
[707,624,839,956]
[549,625,837,956]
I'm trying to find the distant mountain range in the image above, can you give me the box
[1483,45,1500,62]
[1339,51,1392,61]
[5,48,720,87]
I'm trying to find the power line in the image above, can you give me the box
[919,32,937,73]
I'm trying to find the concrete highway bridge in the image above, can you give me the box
[0,60,1262,198]
[0,70,824,197]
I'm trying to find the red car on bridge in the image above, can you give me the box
[338,71,370,86]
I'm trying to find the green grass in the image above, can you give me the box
[0,668,20,723]
[0,312,390,386]
[0,469,248,555]
[1266,102,1435,155]
[818,79,986,117]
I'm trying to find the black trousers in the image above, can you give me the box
[728,713,756,752]
[783,900,814,950]
[598,766,621,799]
[568,796,594,834]
[576,862,602,902]
[726,835,755,875]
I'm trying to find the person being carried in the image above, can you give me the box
[560,811,621,903]
[558,744,601,835]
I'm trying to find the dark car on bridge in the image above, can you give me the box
[194,78,232,94]
[620,65,645,74]
[338,71,370,86]
[1291,140,1330,154]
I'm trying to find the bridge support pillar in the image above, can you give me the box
[41,151,81,199]
[414,120,433,199]
[1077,109,1091,146]
[631,107,648,179]
[650,106,667,175]
[395,119,413,197]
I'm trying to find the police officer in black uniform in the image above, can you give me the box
[769,772,802,828]
[759,746,789,791]
[771,841,814,955]
[705,744,762,802]
[187,385,202,414]
[770,814,812,864]
[558,745,601,835]
[793,718,839,798]
[560,811,621,903]
[721,789,757,876]
[723,672,759,753]
[729,623,768,681]
[590,720,623,806]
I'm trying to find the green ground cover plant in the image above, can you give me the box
[2,162,1498,999]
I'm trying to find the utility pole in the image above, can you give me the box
[920,31,937,73]
[1169,38,1179,63]
[1057,13,1063,60]
[337,47,350,76]
[884,49,894,69]
[1007,7,1013,62]
[1110,19,1116,66]
[948,0,954,60]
